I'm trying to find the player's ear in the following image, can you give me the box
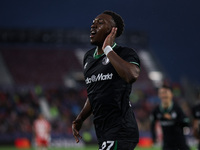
[106,27,112,34]
[107,24,114,34]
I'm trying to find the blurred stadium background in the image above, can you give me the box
[0,0,200,149]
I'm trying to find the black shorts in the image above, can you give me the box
[98,140,138,150]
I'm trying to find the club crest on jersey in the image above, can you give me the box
[102,56,110,65]
[171,112,177,119]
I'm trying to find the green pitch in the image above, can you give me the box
[0,146,196,150]
[0,146,157,150]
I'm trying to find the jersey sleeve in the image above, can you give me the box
[120,47,140,68]
[150,108,158,143]
[83,48,94,69]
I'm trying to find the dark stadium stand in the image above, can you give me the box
[1,47,82,86]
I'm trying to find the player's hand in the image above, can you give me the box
[72,119,83,143]
[163,113,172,120]
[102,27,117,50]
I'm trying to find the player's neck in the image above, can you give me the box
[97,47,104,55]
[96,42,117,55]
[162,101,172,109]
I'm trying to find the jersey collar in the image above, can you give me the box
[93,43,117,59]
[159,101,174,113]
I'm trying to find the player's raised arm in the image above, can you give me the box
[72,98,92,143]
[102,27,140,84]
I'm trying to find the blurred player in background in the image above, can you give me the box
[150,84,190,150]
[33,113,51,150]
[192,99,200,150]
[72,10,140,150]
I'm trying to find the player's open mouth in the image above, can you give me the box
[90,30,96,38]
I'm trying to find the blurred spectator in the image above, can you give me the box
[0,81,194,146]
[33,113,51,150]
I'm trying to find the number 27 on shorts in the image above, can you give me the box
[99,141,115,150]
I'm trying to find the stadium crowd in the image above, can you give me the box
[0,82,194,144]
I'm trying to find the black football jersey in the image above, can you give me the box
[150,102,190,149]
[83,43,140,143]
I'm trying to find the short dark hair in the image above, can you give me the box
[160,84,173,92]
[103,10,124,37]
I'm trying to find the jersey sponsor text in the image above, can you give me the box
[85,73,113,84]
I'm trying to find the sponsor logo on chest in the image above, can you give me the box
[160,120,175,126]
[85,73,113,84]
